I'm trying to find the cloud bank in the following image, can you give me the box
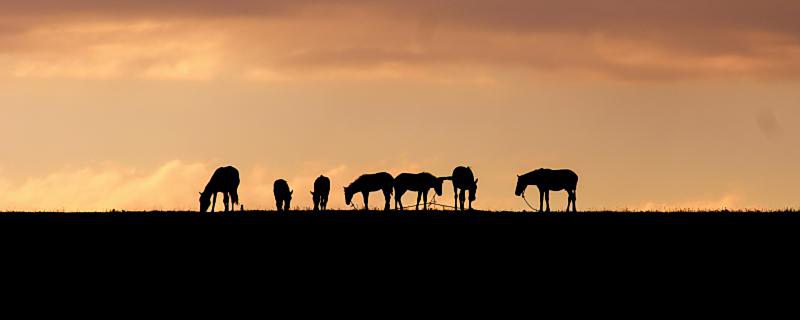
[1,0,799,81]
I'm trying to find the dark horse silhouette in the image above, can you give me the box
[443,166,478,211]
[394,173,445,210]
[199,166,240,213]
[515,169,578,212]
[311,175,331,211]
[274,179,294,211]
[344,172,394,211]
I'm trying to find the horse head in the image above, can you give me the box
[469,179,478,202]
[344,187,354,205]
[515,175,526,197]
[199,192,211,212]
[285,190,293,209]
[434,177,445,196]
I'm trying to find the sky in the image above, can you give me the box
[1,0,799,211]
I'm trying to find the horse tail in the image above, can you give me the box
[231,190,240,205]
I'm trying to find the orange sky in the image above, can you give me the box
[1,0,798,211]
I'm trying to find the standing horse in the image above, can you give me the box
[311,175,331,211]
[344,172,394,211]
[515,169,578,212]
[274,179,294,211]
[199,166,240,213]
[394,173,445,210]
[443,166,478,211]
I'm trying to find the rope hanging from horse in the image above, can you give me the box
[521,192,537,211]
[399,194,458,210]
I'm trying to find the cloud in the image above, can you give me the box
[756,108,784,140]
[1,1,800,81]
[0,160,363,212]
[0,160,209,211]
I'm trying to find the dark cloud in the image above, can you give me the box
[3,0,800,81]
[5,0,800,33]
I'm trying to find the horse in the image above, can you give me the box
[274,179,294,211]
[394,173,445,210]
[199,166,240,213]
[515,168,579,212]
[442,166,478,211]
[344,172,394,211]
[311,175,331,211]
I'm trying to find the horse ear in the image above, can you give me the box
[474,179,479,184]
[290,190,294,195]
[517,175,520,178]
[199,192,202,196]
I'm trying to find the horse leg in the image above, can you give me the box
[362,192,369,210]
[423,191,428,210]
[572,189,578,212]
[539,191,544,213]
[459,189,466,211]
[384,190,392,211]
[565,191,571,212]
[223,193,230,212]
[454,187,459,211]
[416,192,422,210]
[396,190,404,211]
[211,193,217,213]
[545,191,551,212]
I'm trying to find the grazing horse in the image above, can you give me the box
[311,175,331,211]
[274,179,294,211]
[445,166,478,211]
[344,172,394,211]
[515,169,579,212]
[394,173,445,210]
[199,166,240,213]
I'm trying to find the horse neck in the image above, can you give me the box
[204,178,223,194]
[521,174,539,187]
[347,180,362,193]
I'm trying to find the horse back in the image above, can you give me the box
[547,169,578,189]
[314,176,331,195]
[274,179,291,198]
[355,172,394,191]
[395,172,435,190]
[452,166,475,188]
[207,166,240,192]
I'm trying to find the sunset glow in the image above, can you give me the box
[2,1,798,211]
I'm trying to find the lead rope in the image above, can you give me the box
[521,192,537,212]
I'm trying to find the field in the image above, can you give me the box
[1,209,798,225]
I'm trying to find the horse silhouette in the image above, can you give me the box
[444,166,478,211]
[515,169,578,212]
[199,166,240,213]
[311,175,331,211]
[394,173,445,210]
[274,179,294,211]
[344,172,394,211]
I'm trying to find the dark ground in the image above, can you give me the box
[3,209,797,298]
